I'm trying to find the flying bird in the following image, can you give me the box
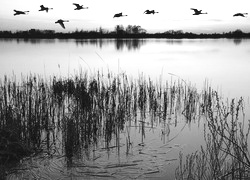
[39,5,53,13]
[73,3,88,10]
[113,12,128,18]
[233,13,248,17]
[55,19,69,29]
[144,10,159,14]
[13,10,29,16]
[190,8,207,15]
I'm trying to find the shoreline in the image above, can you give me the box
[1,29,250,39]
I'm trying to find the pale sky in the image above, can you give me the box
[0,0,249,33]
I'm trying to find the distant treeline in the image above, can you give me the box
[1,25,250,39]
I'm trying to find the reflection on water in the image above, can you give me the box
[18,38,56,44]
[115,39,145,51]
[0,38,250,99]
[233,38,242,45]
[75,39,146,51]
[1,73,205,179]
[1,38,56,44]
[1,71,248,179]
[1,38,250,179]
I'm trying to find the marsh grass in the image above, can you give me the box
[1,70,248,179]
[0,71,195,174]
[175,90,250,179]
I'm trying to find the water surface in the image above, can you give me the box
[1,38,250,179]
[1,38,250,98]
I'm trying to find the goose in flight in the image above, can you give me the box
[113,12,128,18]
[233,13,248,17]
[191,8,207,15]
[39,5,53,13]
[73,3,88,10]
[55,19,69,29]
[144,10,159,14]
[13,10,29,16]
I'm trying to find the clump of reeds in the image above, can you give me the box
[175,90,250,179]
[1,70,204,179]
[0,75,49,162]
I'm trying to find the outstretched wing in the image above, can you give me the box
[73,3,80,8]
[191,8,199,13]
[14,10,21,13]
[114,13,120,17]
[234,13,243,17]
[59,21,65,29]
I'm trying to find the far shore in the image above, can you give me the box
[1,29,250,39]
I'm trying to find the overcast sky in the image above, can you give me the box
[0,0,249,33]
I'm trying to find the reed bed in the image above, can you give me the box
[175,89,250,179]
[0,71,197,173]
[1,70,248,179]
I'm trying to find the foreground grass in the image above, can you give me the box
[0,71,192,172]
[0,71,249,179]
[175,91,250,179]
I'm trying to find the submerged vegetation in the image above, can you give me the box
[0,70,249,179]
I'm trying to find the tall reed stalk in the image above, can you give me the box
[175,90,250,179]
[0,70,207,178]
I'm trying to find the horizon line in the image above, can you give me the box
[0,28,249,35]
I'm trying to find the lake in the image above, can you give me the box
[1,38,250,98]
[0,38,250,179]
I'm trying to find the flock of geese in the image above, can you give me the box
[13,4,248,29]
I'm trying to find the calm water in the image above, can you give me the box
[0,38,250,179]
[1,38,250,98]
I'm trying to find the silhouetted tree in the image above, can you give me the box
[115,25,125,35]
[232,29,243,37]
[124,25,147,34]
[126,25,133,34]
[99,27,109,34]
[164,30,184,35]
[132,25,145,34]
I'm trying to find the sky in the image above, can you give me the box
[0,0,249,33]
